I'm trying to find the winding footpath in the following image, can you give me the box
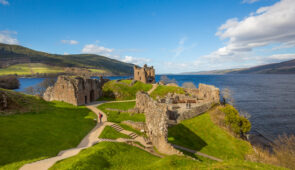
[20,84,159,170]
[20,84,221,170]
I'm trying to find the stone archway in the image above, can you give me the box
[90,90,95,102]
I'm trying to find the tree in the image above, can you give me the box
[24,78,56,96]
[160,75,177,85]
[182,82,197,89]
[221,88,234,105]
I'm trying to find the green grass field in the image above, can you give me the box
[168,111,252,160]
[50,142,284,170]
[89,68,106,74]
[101,80,152,100]
[97,101,145,123]
[150,85,185,99]
[0,91,97,169]
[0,63,64,75]
[99,126,131,139]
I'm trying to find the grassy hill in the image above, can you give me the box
[50,142,284,169]
[0,89,97,169]
[0,43,134,76]
[101,80,152,100]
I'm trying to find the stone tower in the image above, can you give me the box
[133,64,155,84]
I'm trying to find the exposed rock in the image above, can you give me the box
[43,75,108,106]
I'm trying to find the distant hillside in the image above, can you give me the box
[230,59,295,74]
[181,68,243,75]
[0,43,134,76]
[181,59,295,75]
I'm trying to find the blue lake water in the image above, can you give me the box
[16,74,295,141]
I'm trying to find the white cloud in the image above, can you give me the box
[242,0,260,4]
[0,0,9,5]
[0,30,18,44]
[121,56,150,65]
[82,44,113,56]
[216,0,295,55]
[267,53,295,61]
[193,0,295,71]
[61,40,78,45]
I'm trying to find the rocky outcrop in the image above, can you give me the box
[43,76,107,106]
[136,92,183,155]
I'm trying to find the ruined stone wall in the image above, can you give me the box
[43,76,105,106]
[133,64,155,84]
[136,92,182,155]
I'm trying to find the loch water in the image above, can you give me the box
[16,74,295,142]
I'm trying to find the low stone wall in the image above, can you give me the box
[175,102,212,123]
[136,92,183,155]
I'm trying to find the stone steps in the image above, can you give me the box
[111,124,123,132]
[128,132,138,139]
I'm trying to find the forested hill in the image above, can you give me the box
[0,43,134,76]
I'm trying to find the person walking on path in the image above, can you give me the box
[99,113,103,123]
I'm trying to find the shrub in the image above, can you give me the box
[0,75,19,89]
[220,105,251,136]
[247,134,295,169]
[160,75,177,85]
[24,78,56,96]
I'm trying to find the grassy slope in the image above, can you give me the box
[168,112,251,160]
[0,63,64,75]
[101,80,152,100]
[0,43,133,75]
[150,85,185,99]
[0,91,97,169]
[99,126,131,139]
[50,142,201,170]
[50,142,284,170]
[97,101,145,123]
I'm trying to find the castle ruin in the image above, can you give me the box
[133,64,155,84]
[135,83,220,155]
[43,76,108,106]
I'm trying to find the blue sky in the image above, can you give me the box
[1,0,295,73]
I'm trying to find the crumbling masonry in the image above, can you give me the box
[133,64,155,84]
[135,83,219,155]
[43,76,108,106]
